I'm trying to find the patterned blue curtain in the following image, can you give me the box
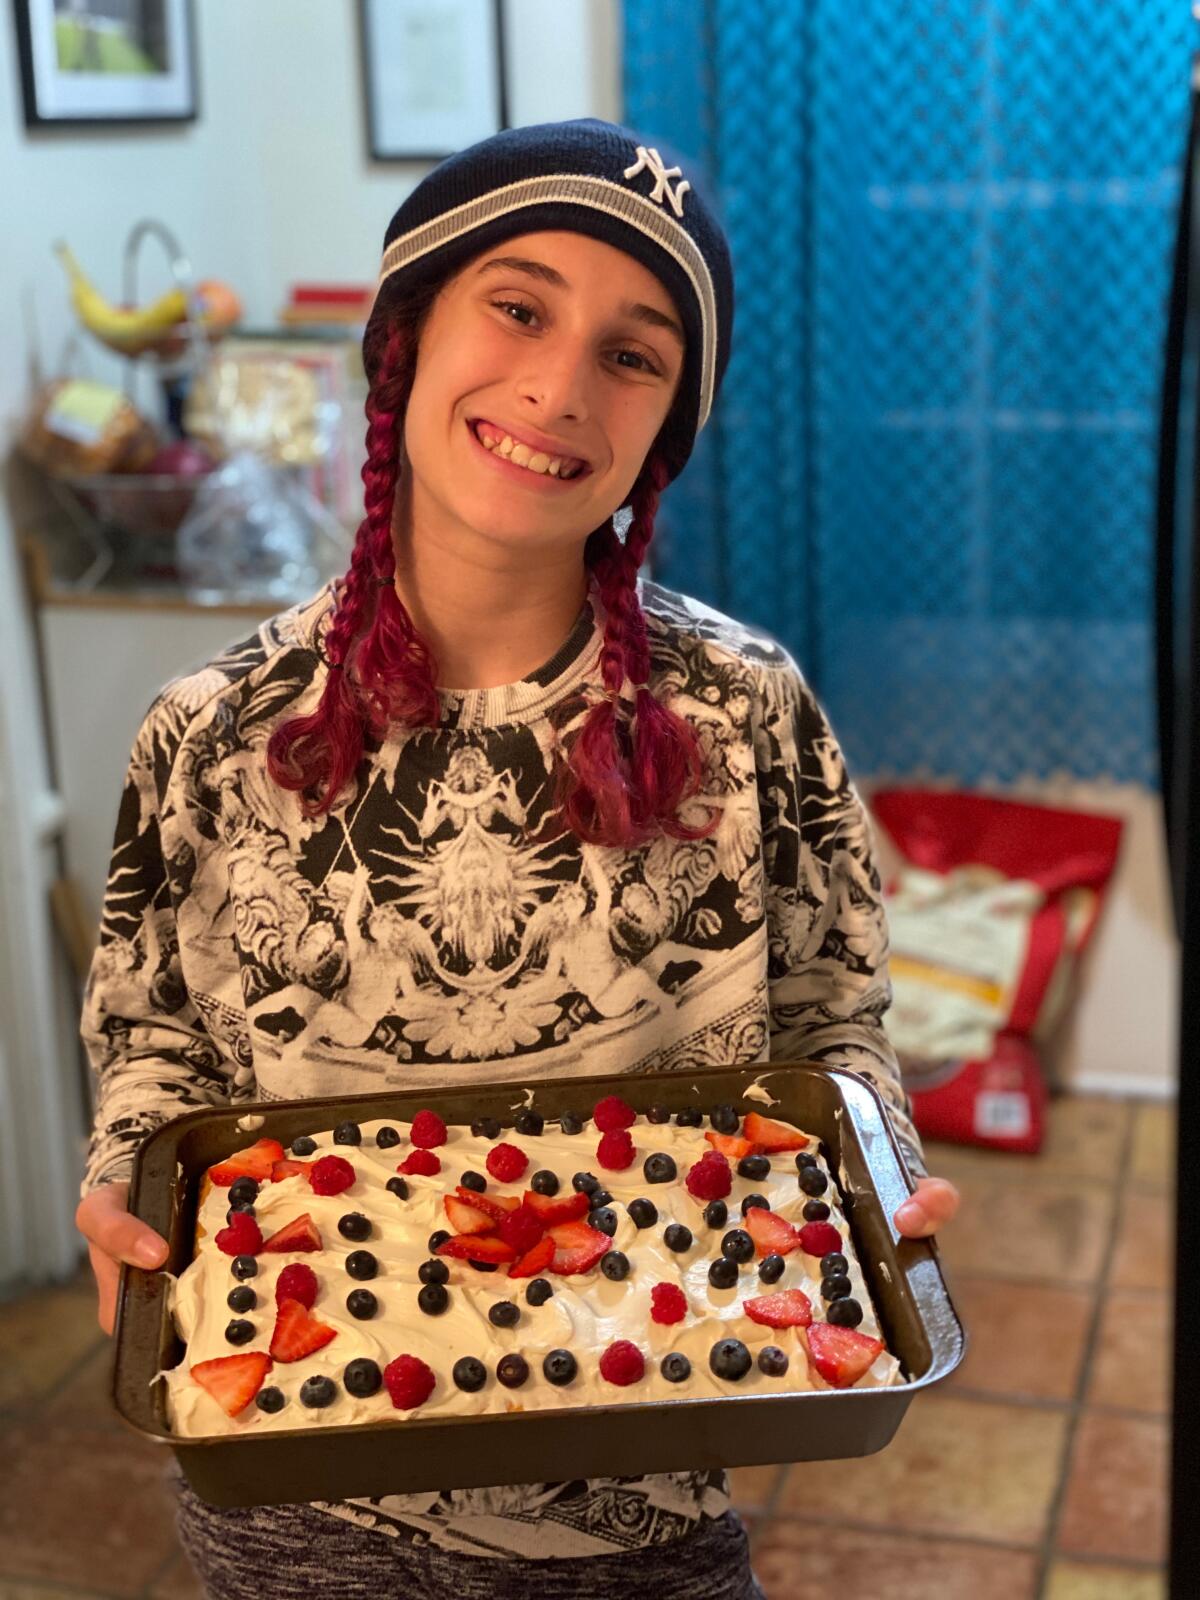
[625,0,1197,786]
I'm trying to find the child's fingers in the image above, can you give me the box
[893,1176,961,1237]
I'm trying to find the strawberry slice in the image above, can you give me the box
[743,1289,814,1328]
[443,1195,496,1235]
[455,1186,522,1224]
[522,1188,590,1226]
[434,1233,516,1262]
[270,1159,314,1182]
[191,1351,272,1417]
[209,1138,287,1187]
[704,1131,757,1161]
[743,1113,809,1153]
[507,1233,556,1278]
[806,1322,885,1388]
[260,1213,323,1253]
[269,1297,338,1363]
[744,1206,802,1258]
[546,1219,612,1276]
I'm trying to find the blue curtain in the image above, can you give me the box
[625,0,1198,786]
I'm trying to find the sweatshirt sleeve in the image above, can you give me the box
[79,707,238,1199]
[758,662,927,1180]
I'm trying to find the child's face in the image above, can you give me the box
[398,230,686,562]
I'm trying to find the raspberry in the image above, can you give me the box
[685,1151,732,1201]
[593,1095,636,1132]
[309,1155,356,1196]
[215,1211,263,1256]
[486,1143,529,1183]
[275,1263,318,1308]
[650,1283,688,1325]
[499,1203,545,1256]
[384,1353,436,1410]
[799,1221,843,1258]
[596,1129,635,1171]
[410,1109,448,1149]
[599,1339,645,1386]
[398,1150,441,1177]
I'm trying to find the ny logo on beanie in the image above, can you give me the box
[623,146,691,218]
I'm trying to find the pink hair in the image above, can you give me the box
[267,289,718,849]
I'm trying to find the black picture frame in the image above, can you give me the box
[11,0,199,129]
[357,0,508,163]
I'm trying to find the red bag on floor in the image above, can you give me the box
[870,789,1124,1154]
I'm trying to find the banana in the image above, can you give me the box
[54,240,188,354]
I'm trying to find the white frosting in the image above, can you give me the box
[236,1113,266,1132]
[741,1077,780,1107]
[161,1112,904,1435]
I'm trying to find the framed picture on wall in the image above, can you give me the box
[358,0,507,161]
[11,0,199,128]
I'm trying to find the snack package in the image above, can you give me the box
[870,789,1124,1153]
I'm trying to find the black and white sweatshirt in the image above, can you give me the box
[80,575,924,1561]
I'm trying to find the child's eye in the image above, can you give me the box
[490,300,663,377]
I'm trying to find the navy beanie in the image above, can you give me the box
[361,117,735,487]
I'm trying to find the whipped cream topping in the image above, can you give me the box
[159,1112,903,1436]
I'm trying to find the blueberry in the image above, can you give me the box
[643,1153,677,1184]
[820,1251,849,1277]
[543,1349,577,1386]
[228,1177,259,1207]
[418,1282,449,1315]
[255,1386,286,1412]
[227,1202,255,1222]
[710,1104,740,1134]
[375,1126,401,1148]
[572,1172,600,1196]
[338,1212,371,1241]
[428,1229,451,1253]
[703,1199,729,1229]
[590,1187,613,1207]
[709,1338,752,1380]
[741,1194,770,1216]
[225,1318,255,1345]
[627,1198,658,1229]
[333,1121,362,1146]
[470,1260,499,1272]
[675,1107,703,1127]
[664,1223,693,1253]
[290,1135,317,1156]
[346,1250,378,1280]
[796,1151,819,1170]
[589,1207,618,1236]
[661,1351,692,1383]
[497,1353,530,1389]
[300,1375,337,1407]
[758,1345,789,1377]
[346,1289,378,1319]
[231,1255,258,1280]
[489,1300,520,1328]
[799,1167,829,1197]
[453,1356,488,1392]
[559,1111,584,1135]
[514,1108,544,1136]
[708,1257,739,1289]
[601,1251,630,1281]
[802,1199,831,1222]
[460,1171,487,1193]
[386,1177,409,1200]
[822,1273,853,1301]
[525,1278,553,1306]
[418,1258,450,1286]
[827,1297,864,1328]
[344,1357,382,1397]
[470,1117,502,1140]
[227,1286,256,1313]
[758,1254,786,1284]
[720,1228,755,1264]
[738,1154,771,1181]
[646,1104,672,1124]
[531,1169,560,1196]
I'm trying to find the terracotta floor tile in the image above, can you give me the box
[44,1340,122,1429]
[923,1094,1131,1184]
[1087,1291,1172,1415]
[942,1276,1093,1402]
[729,1464,783,1513]
[1043,1560,1166,1600]
[776,1394,1067,1544]
[1129,1102,1176,1192]
[0,1282,105,1409]
[0,1413,179,1597]
[0,1584,123,1599]
[753,1522,1040,1599]
[1057,1412,1169,1563]
[146,1549,207,1599]
[932,1168,1112,1287]
[1110,1192,1174,1294]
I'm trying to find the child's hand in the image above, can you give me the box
[893,1176,961,1238]
[75,1179,170,1336]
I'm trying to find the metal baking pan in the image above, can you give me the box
[111,1062,966,1507]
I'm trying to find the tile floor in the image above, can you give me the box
[0,1095,1174,1599]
